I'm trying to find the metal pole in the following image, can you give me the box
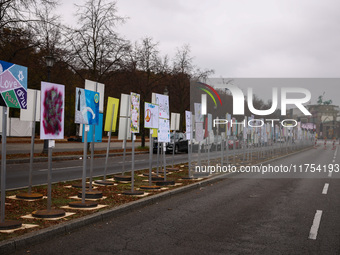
[122,117,128,174]
[82,128,88,204]
[188,126,193,178]
[208,135,210,167]
[47,141,53,210]
[163,142,167,181]
[221,136,224,167]
[90,125,95,191]
[28,91,37,193]
[1,107,7,222]
[233,136,236,165]
[188,140,192,178]
[156,142,160,175]
[172,130,175,168]
[148,130,153,185]
[226,136,229,166]
[104,104,115,180]
[198,141,201,170]
[243,138,245,162]
[131,134,135,192]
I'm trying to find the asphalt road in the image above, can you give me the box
[4,152,191,190]
[4,140,287,189]
[11,145,340,254]
[4,140,144,154]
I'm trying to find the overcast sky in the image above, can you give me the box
[57,0,340,105]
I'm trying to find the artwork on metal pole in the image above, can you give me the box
[158,118,170,143]
[144,102,159,129]
[40,82,65,140]
[104,97,119,132]
[130,92,140,133]
[0,60,27,109]
[75,87,99,125]
[185,111,192,140]
[152,93,169,119]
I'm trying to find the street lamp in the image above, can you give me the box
[45,56,55,81]
[164,86,169,95]
[42,55,56,154]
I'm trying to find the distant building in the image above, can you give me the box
[288,104,340,138]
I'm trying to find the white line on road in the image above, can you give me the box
[38,166,80,172]
[333,159,335,163]
[322,183,329,194]
[118,160,146,163]
[309,210,323,240]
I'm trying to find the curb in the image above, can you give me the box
[0,145,313,254]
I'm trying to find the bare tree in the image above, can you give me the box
[0,0,57,30]
[33,3,61,56]
[0,0,59,62]
[171,44,214,129]
[125,37,170,147]
[65,0,130,82]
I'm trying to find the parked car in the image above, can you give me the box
[153,132,188,154]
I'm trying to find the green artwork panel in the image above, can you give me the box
[2,90,20,108]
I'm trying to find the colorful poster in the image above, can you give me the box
[185,111,192,140]
[81,113,103,142]
[144,102,159,129]
[85,79,105,113]
[0,60,27,109]
[104,97,119,132]
[130,92,140,133]
[75,88,99,125]
[194,103,203,123]
[152,128,158,138]
[152,93,169,119]
[158,118,170,142]
[40,82,65,139]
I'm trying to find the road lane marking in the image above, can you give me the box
[328,171,332,177]
[118,160,146,163]
[309,210,323,240]
[322,183,329,194]
[38,166,81,172]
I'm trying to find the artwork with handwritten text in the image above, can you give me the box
[0,60,27,109]
[130,92,140,133]
[155,93,169,119]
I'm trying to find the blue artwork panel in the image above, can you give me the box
[75,87,99,125]
[82,113,103,143]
